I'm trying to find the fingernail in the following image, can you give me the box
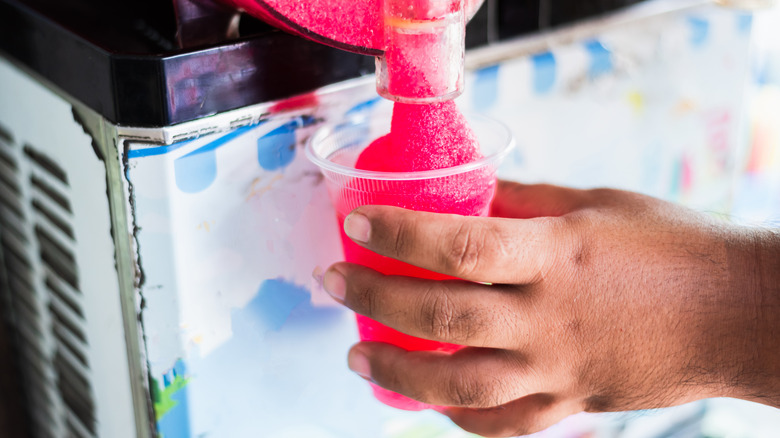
[344,213,371,243]
[348,349,371,381]
[322,267,346,302]
[311,266,324,285]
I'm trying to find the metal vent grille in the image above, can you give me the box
[0,123,96,438]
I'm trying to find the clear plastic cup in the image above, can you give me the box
[306,111,514,410]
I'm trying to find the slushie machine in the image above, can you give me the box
[0,0,769,436]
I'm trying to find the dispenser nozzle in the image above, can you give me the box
[376,0,465,103]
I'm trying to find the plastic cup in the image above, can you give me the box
[306,111,514,410]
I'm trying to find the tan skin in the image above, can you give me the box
[322,180,780,437]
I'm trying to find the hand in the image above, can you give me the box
[322,180,780,437]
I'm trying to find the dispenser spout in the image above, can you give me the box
[376,0,466,103]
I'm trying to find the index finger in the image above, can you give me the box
[342,206,561,284]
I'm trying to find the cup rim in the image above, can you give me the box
[305,112,516,181]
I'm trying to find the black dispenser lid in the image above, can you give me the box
[0,0,648,127]
[0,0,376,127]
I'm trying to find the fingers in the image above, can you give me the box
[350,339,579,436]
[348,342,541,409]
[491,181,590,219]
[324,263,530,348]
[342,205,557,284]
[442,394,580,437]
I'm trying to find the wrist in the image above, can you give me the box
[747,228,779,406]
[724,227,780,406]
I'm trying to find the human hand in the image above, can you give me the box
[322,180,780,437]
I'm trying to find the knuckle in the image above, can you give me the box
[352,280,382,318]
[446,374,481,407]
[444,369,496,407]
[419,286,456,339]
[442,224,485,277]
[418,286,480,343]
[390,219,413,258]
[528,218,561,278]
[552,215,592,271]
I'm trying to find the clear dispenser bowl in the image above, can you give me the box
[376,0,466,103]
